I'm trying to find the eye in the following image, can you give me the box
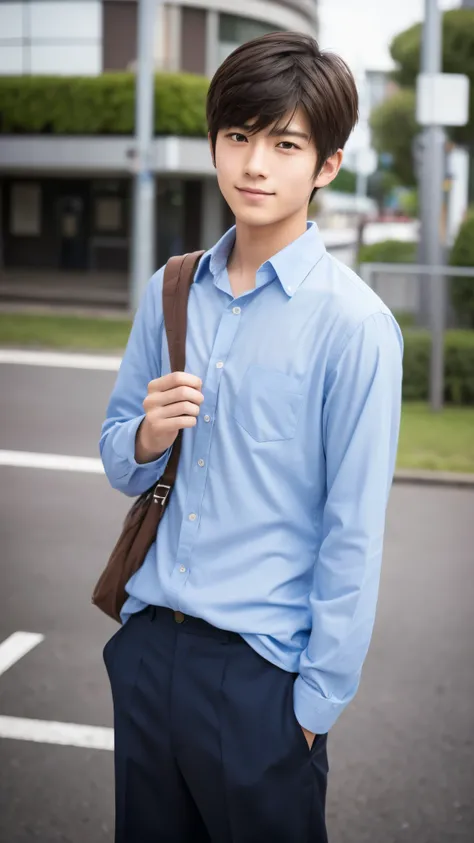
[227,133,248,143]
[277,141,300,150]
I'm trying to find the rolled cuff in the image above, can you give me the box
[293,674,347,735]
[110,415,172,492]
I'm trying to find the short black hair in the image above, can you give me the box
[207,31,359,202]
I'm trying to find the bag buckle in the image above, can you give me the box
[153,483,171,506]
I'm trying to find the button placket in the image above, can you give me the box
[174,302,241,573]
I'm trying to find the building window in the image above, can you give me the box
[10,183,41,236]
[218,14,281,66]
[91,180,127,236]
[94,197,123,233]
[102,0,137,72]
[0,0,102,76]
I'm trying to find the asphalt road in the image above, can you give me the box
[1,357,473,843]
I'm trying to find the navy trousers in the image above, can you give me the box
[103,605,329,842]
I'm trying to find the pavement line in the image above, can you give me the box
[0,715,114,751]
[0,632,45,678]
[0,349,121,371]
[0,450,104,474]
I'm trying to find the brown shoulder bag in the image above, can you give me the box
[91,250,205,623]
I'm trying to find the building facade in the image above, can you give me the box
[0,1,318,299]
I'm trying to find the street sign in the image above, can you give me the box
[416,73,470,126]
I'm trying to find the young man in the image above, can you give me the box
[100,31,403,843]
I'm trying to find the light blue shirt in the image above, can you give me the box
[100,222,403,735]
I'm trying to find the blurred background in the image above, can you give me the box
[0,1,473,841]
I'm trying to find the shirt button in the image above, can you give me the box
[179,566,186,573]
[204,415,210,423]
[198,459,205,467]
[216,361,224,369]
[232,306,241,315]
[188,513,197,521]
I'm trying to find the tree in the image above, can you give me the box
[330,167,357,193]
[390,9,474,148]
[367,169,401,214]
[370,89,417,186]
[370,8,474,185]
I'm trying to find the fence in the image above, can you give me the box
[359,262,474,410]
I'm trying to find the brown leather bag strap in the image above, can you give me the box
[159,250,204,491]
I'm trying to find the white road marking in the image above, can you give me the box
[0,349,121,371]
[0,632,113,751]
[0,716,114,751]
[0,632,44,678]
[0,450,104,474]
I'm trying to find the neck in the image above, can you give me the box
[228,211,308,279]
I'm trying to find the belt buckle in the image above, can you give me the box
[153,483,171,506]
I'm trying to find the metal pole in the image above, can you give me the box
[420,0,445,410]
[415,16,429,325]
[131,0,158,312]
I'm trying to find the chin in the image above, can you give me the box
[233,207,282,228]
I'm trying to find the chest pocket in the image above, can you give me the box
[232,365,304,443]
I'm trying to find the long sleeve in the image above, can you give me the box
[294,312,403,735]
[99,267,172,497]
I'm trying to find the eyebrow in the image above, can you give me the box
[269,128,311,142]
[239,124,310,143]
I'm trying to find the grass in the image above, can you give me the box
[399,403,474,474]
[1,312,473,474]
[0,312,132,351]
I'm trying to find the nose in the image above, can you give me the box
[244,141,270,180]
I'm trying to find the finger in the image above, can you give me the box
[160,386,204,407]
[159,401,200,419]
[144,386,204,411]
[156,416,197,432]
[148,372,202,393]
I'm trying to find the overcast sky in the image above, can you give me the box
[318,0,463,73]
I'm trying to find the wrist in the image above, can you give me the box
[135,417,166,464]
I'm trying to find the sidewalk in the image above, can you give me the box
[394,468,474,488]
[0,269,129,310]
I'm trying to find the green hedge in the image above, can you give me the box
[0,73,209,136]
[403,329,474,405]
[358,239,417,264]
[450,208,474,328]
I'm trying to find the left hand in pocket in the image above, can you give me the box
[302,726,317,750]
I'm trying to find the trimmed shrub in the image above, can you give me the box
[358,239,417,265]
[0,73,209,136]
[403,329,474,405]
[450,209,474,328]
[330,168,357,194]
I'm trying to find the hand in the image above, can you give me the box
[135,371,204,464]
[302,726,317,750]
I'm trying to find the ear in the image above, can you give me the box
[208,132,216,169]
[314,149,344,189]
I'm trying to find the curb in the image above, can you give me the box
[394,469,474,489]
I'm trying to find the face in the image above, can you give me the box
[210,107,343,228]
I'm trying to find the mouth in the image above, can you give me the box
[236,187,274,197]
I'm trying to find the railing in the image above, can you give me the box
[360,263,474,411]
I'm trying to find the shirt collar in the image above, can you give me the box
[193,226,236,284]
[194,221,326,297]
[268,221,326,297]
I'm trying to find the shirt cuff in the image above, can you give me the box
[113,414,172,474]
[293,674,345,735]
